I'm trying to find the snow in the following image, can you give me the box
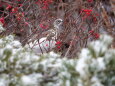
[5,35,14,42]
[21,73,43,86]
[100,34,113,45]
[0,39,3,45]
[91,76,104,86]
[10,40,21,48]
[97,57,106,71]
[21,75,37,85]
[0,24,5,32]
[0,80,6,86]
[5,44,13,50]
[76,49,91,78]
[79,48,91,59]
[0,33,115,86]
[66,80,70,86]
[60,71,71,79]
[89,40,107,57]
[0,75,9,86]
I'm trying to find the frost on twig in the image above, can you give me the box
[0,34,115,86]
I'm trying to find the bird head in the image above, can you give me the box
[53,18,63,29]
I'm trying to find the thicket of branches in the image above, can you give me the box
[0,0,115,57]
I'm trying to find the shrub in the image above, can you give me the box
[0,32,115,86]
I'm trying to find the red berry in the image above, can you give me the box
[0,17,5,25]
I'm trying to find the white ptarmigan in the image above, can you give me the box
[28,19,63,54]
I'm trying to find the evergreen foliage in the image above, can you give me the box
[0,25,115,86]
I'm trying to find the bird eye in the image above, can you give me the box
[57,20,62,24]
[57,20,61,23]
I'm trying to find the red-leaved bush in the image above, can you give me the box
[0,0,114,57]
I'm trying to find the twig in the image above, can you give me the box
[64,21,83,57]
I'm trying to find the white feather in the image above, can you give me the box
[28,37,56,54]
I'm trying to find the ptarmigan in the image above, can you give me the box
[27,18,63,54]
